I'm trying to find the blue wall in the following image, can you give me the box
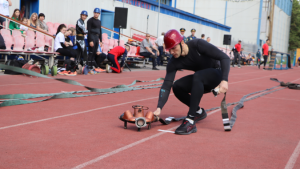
[275,0,293,16]
[116,0,231,32]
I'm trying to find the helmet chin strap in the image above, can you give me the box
[179,43,183,55]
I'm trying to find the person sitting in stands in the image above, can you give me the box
[126,38,137,46]
[20,17,28,36]
[54,24,77,76]
[106,45,130,73]
[27,12,39,29]
[37,13,48,32]
[95,44,107,71]
[139,33,160,70]
[9,9,22,34]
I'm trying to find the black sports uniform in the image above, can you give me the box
[87,17,102,69]
[157,39,230,134]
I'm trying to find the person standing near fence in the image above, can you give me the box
[256,49,261,68]
[232,40,242,68]
[87,8,102,73]
[260,39,270,70]
[76,10,88,66]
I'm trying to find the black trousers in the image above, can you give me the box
[232,52,240,66]
[56,48,77,58]
[140,50,157,68]
[95,53,107,67]
[172,68,222,118]
[260,55,268,67]
[88,36,99,69]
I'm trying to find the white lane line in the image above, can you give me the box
[72,127,177,169]
[73,108,223,169]
[0,96,160,130]
[157,129,175,133]
[285,141,300,169]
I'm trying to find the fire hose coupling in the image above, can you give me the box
[119,105,158,131]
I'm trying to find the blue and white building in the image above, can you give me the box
[8,0,292,53]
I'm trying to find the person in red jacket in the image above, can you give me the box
[232,40,242,68]
[259,39,270,69]
[106,45,130,73]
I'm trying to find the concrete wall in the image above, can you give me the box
[176,0,260,53]
[272,5,291,53]
[8,0,20,16]
[35,0,228,47]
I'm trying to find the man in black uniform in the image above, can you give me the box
[87,8,102,71]
[76,10,88,66]
[153,29,230,135]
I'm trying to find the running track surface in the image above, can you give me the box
[0,66,300,169]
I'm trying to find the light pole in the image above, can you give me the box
[157,0,160,38]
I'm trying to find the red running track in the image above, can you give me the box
[0,66,300,169]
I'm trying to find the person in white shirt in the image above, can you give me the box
[54,24,77,58]
[0,0,12,29]
[155,32,165,66]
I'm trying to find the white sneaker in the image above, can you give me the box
[106,64,112,73]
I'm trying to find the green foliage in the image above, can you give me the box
[289,0,300,51]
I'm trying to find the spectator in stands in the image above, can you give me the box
[20,17,28,35]
[246,53,252,65]
[201,34,205,40]
[87,8,102,72]
[0,0,12,30]
[64,28,75,50]
[180,28,187,42]
[207,37,211,43]
[139,33,160,70]
[27,12,39,29]
[37,13,48,32]
[126,39,137,46]
[20,5,25,19]
[67,27,76,47]
[95,44,107,70]
[187,29,197,41]
[54,24,77,71]
[76,10,88,65]
[155,32,165,66]
[106,45,130,73]
[9,9,22,34]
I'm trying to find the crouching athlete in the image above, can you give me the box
[106,45,130,73]
[153,29,230,135]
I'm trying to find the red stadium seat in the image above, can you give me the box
[0,29,10,36]
[102,33,108,41]
[0,35,13,51]
[12,30,22,37]
[26,30,35,38]
[12,36,24,52]
[109,39,114,49]
[114,39,118,47]
[68,24,75,28]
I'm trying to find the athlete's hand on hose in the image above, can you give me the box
[153,108,161,117]
[219,80,228,94]
[90,42,94,47]
[96,52,101,55]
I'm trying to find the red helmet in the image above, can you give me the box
[164,29,184,50]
